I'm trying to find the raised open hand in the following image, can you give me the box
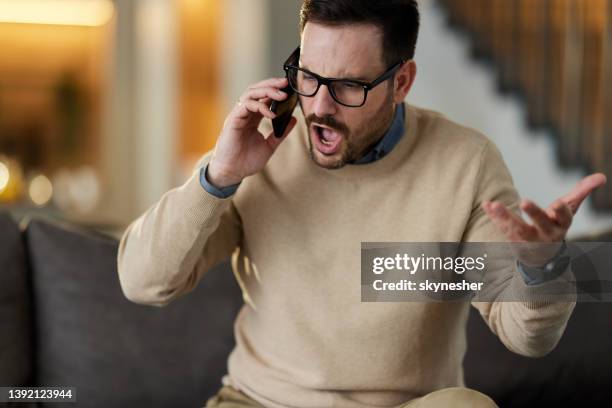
[481,173,607,265]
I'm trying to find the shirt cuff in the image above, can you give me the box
[517,242,570,286]
[199,164,240,198]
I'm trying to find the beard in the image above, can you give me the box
[301,90,396,170]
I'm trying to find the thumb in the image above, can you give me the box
[561,173,607,213]
[266,116,297,152]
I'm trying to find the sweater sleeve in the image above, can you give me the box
[465,140,576,357]
[117,152,242,307]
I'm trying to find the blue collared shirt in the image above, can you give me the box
[352,103,405,164]
[200,167,240,199]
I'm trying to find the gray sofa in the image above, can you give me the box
[1,211,611,407]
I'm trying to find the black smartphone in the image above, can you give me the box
[270,87,298,138]
[270,47,300,138]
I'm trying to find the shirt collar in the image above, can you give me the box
[353,102,405,165]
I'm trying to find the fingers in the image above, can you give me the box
[236,99,276,120]
[231,78,290,124]
[521,199,557,236]
[242,86,288,104]
[546,199,573,229]
[482,172,607,243]
[561,173,607,213]
[482,201,538,241]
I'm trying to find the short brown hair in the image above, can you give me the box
[299,0,420,66]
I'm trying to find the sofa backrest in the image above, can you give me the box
[0,211,33,386]
[25,218,243,408]
[464,299,612,407]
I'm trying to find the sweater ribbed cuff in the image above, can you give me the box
[511,262,576,309]
[180,164,234,230]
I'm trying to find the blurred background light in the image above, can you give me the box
[0,161,9,192]
[28,174,53,206]
[0,0,114,27]
[51,166,100,214]
[0,158,25,202]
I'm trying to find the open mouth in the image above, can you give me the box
[311,124,342,155]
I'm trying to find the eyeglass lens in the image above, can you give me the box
[287,67,366,107]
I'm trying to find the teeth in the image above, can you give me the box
[315,125,337,147]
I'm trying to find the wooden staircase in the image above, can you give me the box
[438,0,612,210]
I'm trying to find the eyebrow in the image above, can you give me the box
[299,63,370,82]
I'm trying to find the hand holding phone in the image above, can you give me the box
[207,47,301,188]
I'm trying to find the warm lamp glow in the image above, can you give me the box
[0,0,114,27]
[0,161,9,192]
[29,174,53,206]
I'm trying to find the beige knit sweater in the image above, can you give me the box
[117,105,575,408]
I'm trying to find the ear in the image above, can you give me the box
[393,60,417,104]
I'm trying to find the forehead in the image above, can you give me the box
[299,22,385,79]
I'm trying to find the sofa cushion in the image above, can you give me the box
[26,219,243,408]
[0,212,33,386]
[464,301,612,407]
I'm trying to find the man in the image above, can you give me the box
[117,1,606,407]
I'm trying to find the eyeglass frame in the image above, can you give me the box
[283,46,407,108]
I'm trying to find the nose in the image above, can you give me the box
[311,84,338,118]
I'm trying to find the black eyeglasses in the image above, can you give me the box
[283,47,406,108]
